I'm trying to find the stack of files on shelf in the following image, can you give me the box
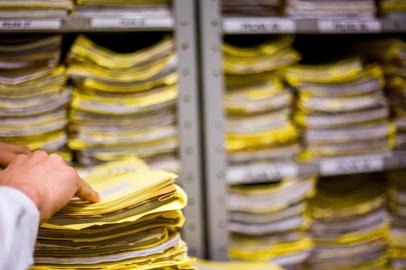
[355,39,406,149]
[0,0,73,18]
[387,170,406,270]
[379,0,406,19]
[67,35,179,172]
[286,58,395,161]
[32,157,195,270]
[308,174,388,270]
[193,260,283,270]
[285,0,376,19]
[228,176,315,269]
[74,0,171,20]
[222,0,284,17]
[224,36,301,165]
[0,35,71,160]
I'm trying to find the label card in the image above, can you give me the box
[320,156,384,176]
[227,163,298,184]
[0,19,61,30]
[318,20,381,33]
[91,17,173,28]
[224,18,296,33]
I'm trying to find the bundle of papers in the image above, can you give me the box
[224,36,301,165]
[193,260,283,270]
[32,157,195,270]
[285,0,376,19]
[0,35,71,160]
[379,0,406,19]
[355,39,406,149]
[222,0,284,17]
[74,0,171,19]
[0,0,72,18]
[67,35,179,171]
[286,58,395,160]
[387,170,406,270]
[228,176,315,269]
[308,174,388,270]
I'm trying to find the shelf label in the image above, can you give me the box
[0,19,61,30]
[227,163,298,183]
[320,156,384,176]
[224,18,296,33]
[318,20,381,33]
[91,17,173,28]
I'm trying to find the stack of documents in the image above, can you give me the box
[379,0,406,19]
[285,58,394,161]
[74,0,171,20]
[222,0,284,16]
[193,260,283,270]
[308,174,388,270]
[0,35,71,160]
[286,0,376,19]
[33,157,194,269]
[355,39,406,149]
[0,0,72,18]
[224,36,301,165]
[228,176,315,269]
[67,35,179,171]
[387,170,406,270]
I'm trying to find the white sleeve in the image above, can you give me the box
[0,186,40,270]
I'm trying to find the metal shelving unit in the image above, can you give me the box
[198,0,406,261]
[0,0,205,258]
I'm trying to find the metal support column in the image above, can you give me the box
[175,0,205,259]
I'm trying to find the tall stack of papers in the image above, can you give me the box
[355,39,406,149]
[32,157,194,269]
[74,0,171,20]
[286,0,376,19]
[67,35,179,171]
[285,58,394,161]
[308,174,388,270]
[0,35,71,160]
[387,170,406,270]
[222,0,284,17]
[228,176,315,269]
[0,0,72,18]
[224,36,301,165]
[379,0,406,19]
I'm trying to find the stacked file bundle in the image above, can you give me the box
[286,58,394,161]
[355,39,406,149]
[308,174,389,270]
[379,0,406,19]
[0,0,72,18]
[286,0,376,19]
[228,176,315,269]
[67,35,179,171]
[387,170,406,270]
[0,35,71,160]
[74,0,171,20]
[222,0,284,17]
[32,157,194,270]
[224,36,301,165]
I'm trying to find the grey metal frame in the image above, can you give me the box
[174,0,205,258]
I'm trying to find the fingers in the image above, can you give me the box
[75,178,100,203]
[0,142,31,166]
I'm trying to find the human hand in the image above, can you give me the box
[0,150,100,223]
[0,142,31,167]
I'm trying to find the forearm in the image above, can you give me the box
[0,186,39,270]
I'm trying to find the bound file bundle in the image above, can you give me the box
[224,36,301,165]
[222,0,284,17]
[74,0,171,20]
[355,39,406,149]
[286,58,395,160]
[0,0,72,18]
[286,0,376,19]
[0,35,71,160]
[32,157,194,270]
[228,176,315,269]
[387,170,406,270]
[308,174,388,270]
[67,35,179,172]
